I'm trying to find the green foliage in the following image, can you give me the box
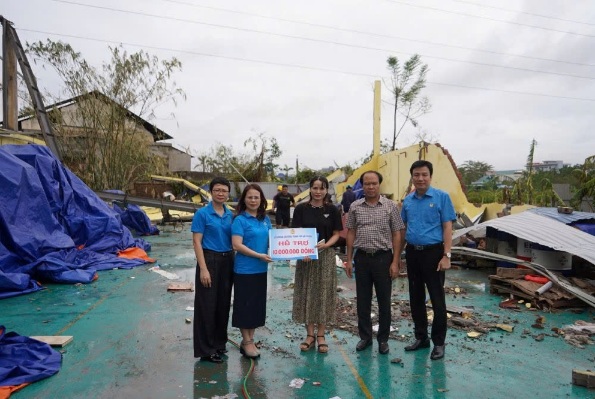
[26,39,185,191]
[193,133,283,182]
[457,160,494,187]
[385,54,431,150]
[572,155,595,211]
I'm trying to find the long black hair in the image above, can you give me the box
[236,183,268,220]
[308,176,329,203]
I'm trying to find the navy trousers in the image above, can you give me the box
[405,246,447,346]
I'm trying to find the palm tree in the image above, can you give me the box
[572,155,595,211]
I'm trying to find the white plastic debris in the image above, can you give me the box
[148,266,179,280]
[289,378,305,389]
[372,324,398,332]
[186,306,194,311]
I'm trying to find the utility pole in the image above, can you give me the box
[1,15,61,160]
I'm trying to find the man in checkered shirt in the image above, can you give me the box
[345,171,404,355]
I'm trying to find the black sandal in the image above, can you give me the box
[300,335,315,351]
[317,335,329,353]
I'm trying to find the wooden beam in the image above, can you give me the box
[30,335,74,347]
[2,20,18,130]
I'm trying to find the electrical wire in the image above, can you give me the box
[43,0,595,81]
[19,28,595,102]
[158,0,595,68]
[228,339,254,399]
[449,0,595,27]
[383,0,595,38]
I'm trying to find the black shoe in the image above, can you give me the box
[356,339,372,351]
[378,342,389,354]
[216,348,228,355]
[200,354,223,363]
[430,345,445,360]
[404,338,431,351]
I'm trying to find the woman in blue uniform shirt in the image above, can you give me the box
[231,184,272,359]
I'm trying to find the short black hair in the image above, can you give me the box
[359,170,383,185]
[209,176,231,191]
[409,160,433,177]
[282,184,289,189]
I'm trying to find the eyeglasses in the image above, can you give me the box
[212,189,229,194]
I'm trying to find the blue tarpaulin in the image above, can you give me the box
[0,145,153,299]
[0,326,62,390]
[112,200,159,236]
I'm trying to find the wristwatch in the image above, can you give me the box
[443,252,451,259]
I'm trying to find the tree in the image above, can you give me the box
[243,132,281,182]
[195,154,209,172]
[26,40,185,191]
[457,160,494,187]
[280,164,294,180]
[385,54,431,151]
[572,155,595,211]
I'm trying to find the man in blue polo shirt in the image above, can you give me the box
[400,160,456,361]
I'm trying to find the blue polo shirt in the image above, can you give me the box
[190,202,233,252]
[401,186,456,245]
[232,212,272,274]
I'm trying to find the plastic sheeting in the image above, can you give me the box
[0,326,61,395]
[112,201,159,236]
[0,145,153,299]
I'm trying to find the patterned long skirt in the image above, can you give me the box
[292,248,337,324]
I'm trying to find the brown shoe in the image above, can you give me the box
[240,340,260,359]
[300,335,316,351]
[317,335,328,354]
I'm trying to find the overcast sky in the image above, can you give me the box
[3,0,595,172]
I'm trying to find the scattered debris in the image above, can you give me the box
[572,369,595,389]
[289,378,305,389]
[312,381,321,386]
[30,336,73,347]
[149,266,180,280]
[186,306,194,311]
[390,358,402,364]
[185,318,192,324]
[167,282,194,292]
[561,321,595,348]
[467,331,482,339]
[489,267,594,309]
[499,298,520,310]
[496,324,514,333]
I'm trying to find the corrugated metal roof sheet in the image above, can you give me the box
[527,207,595,224]
[474,212,595,265]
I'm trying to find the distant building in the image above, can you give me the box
[150,142,192,172]
[12,90,190,172]
[470,170,522,189]
[530,160,564,172]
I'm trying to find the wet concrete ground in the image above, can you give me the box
[2,225,594,398]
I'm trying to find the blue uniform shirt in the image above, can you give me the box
[401,186,456,245]
[232,212,272,274]
[190,202,233,252]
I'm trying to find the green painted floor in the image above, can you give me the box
[2,226,594,399]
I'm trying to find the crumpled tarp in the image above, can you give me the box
[112,200,159,236]
[0,325,62,399]
[0,145,153,299]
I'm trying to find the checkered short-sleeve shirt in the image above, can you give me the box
[346,196,404,250]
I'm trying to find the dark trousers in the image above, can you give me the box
[354,251,393,343]
[275,210,290,227]
[405,246,447,346]
[193,250,234,358]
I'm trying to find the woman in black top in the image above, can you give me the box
[291,176,342,353]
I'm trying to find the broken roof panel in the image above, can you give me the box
[527,207,595,224]
[454,211,595,266]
